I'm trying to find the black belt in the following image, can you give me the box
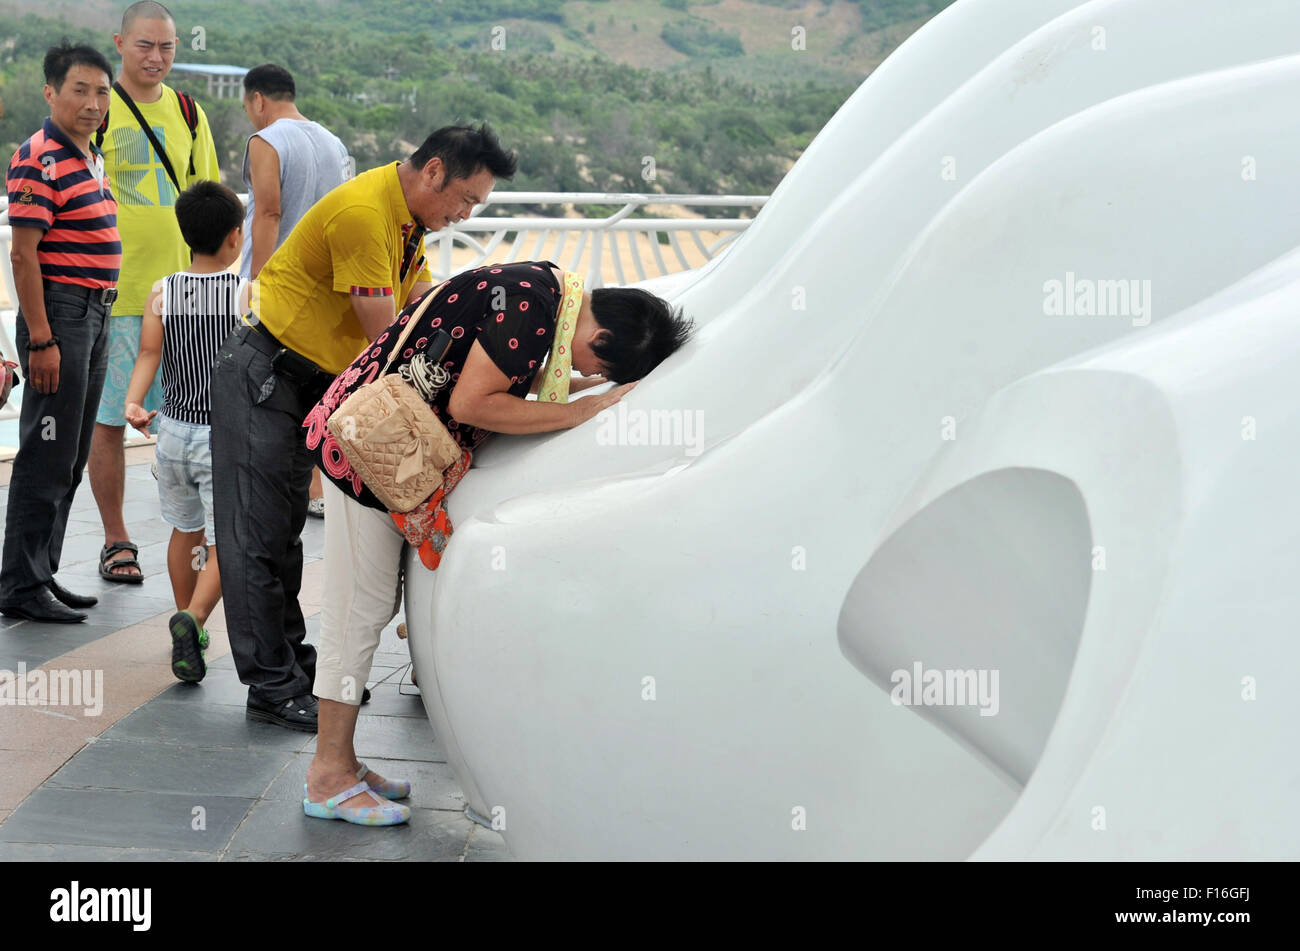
[234,323,336,392]
[43,280,118,307]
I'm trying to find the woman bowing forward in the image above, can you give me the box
[301,260,694,825]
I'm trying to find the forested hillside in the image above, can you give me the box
[0,0,953,196]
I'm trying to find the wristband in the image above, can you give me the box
[28,336,60,352]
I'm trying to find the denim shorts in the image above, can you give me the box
[155,414,216,543]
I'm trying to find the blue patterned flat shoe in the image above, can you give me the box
[302,782,410,826]
[356,761,411,800]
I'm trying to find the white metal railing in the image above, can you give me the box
[1,191,767,423]
[425,192,767,288]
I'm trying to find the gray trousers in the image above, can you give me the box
[210,326,326,703]
[0,285,109,605]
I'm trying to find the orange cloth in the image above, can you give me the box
[390,448,473,570]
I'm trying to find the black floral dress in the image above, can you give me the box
[304,260,563,512]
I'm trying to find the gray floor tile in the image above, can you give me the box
[0,620,118,644]
[102,699,315,752]
[155,673,250,708]
[221,852,383,862]
[59,518,101,536]
[121,500,165,523]
[375,633,410,656]
[356,682,425,718]
[0,842,218,861]
[58,533,138,569]
[262,752,466,811]
[107,519,172,546]
[155,672,404,710]
[45,574,127,603]
[47,738,295,799]
[371,649,414,668]
[133,541,169,569]
[223,799,470,861]
[1,473,481,864]
[368,665,414,687]
[464,826,514,862]
[300,713,445,762]
[49,566,124,590]
[0,623,120,668]
[0,787,250,851]
[56,567,181,603]
[94,588,176,613]
[80,598,175,628]
[55,553,172,594]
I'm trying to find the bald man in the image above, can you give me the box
[89,0,220,584]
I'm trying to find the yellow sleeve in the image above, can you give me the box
[324,205,396,296]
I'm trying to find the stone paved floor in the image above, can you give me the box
[0,447,509,861]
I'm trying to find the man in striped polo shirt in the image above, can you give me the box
[1,43,122,623]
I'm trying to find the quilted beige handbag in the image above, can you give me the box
[327,287,461,513]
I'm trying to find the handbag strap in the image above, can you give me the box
[381,281,448,375]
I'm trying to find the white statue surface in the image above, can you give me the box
[405,0,1300,859]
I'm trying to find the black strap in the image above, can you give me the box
[111,81,182,193]
[96,89,197,169]
[175,91,198,176]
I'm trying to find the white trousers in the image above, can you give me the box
[313,479,405,704]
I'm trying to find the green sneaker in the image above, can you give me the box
[169,610,207,684]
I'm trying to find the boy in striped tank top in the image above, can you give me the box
[125,181,245,683]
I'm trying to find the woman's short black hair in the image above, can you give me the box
[175,181,244,256]
[589,287,695,383]
[43,41,113,89]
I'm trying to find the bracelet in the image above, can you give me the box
[28,336,59,351]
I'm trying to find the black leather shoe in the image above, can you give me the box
[47,579,98,609]
[0,589,87,623]
[246,693,318,732]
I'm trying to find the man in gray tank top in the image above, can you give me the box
[241,63,353,517]
[240,63,353,280]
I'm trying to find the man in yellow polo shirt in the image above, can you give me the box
[210,124,517,731]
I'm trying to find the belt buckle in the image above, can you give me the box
[99,287,118,307]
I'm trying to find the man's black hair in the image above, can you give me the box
[410,124,517,184]
[43,41,113,90]
[589,287,695,383]
[243,63,295,101]
[175,181,243,256]
[121,1,174,34]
